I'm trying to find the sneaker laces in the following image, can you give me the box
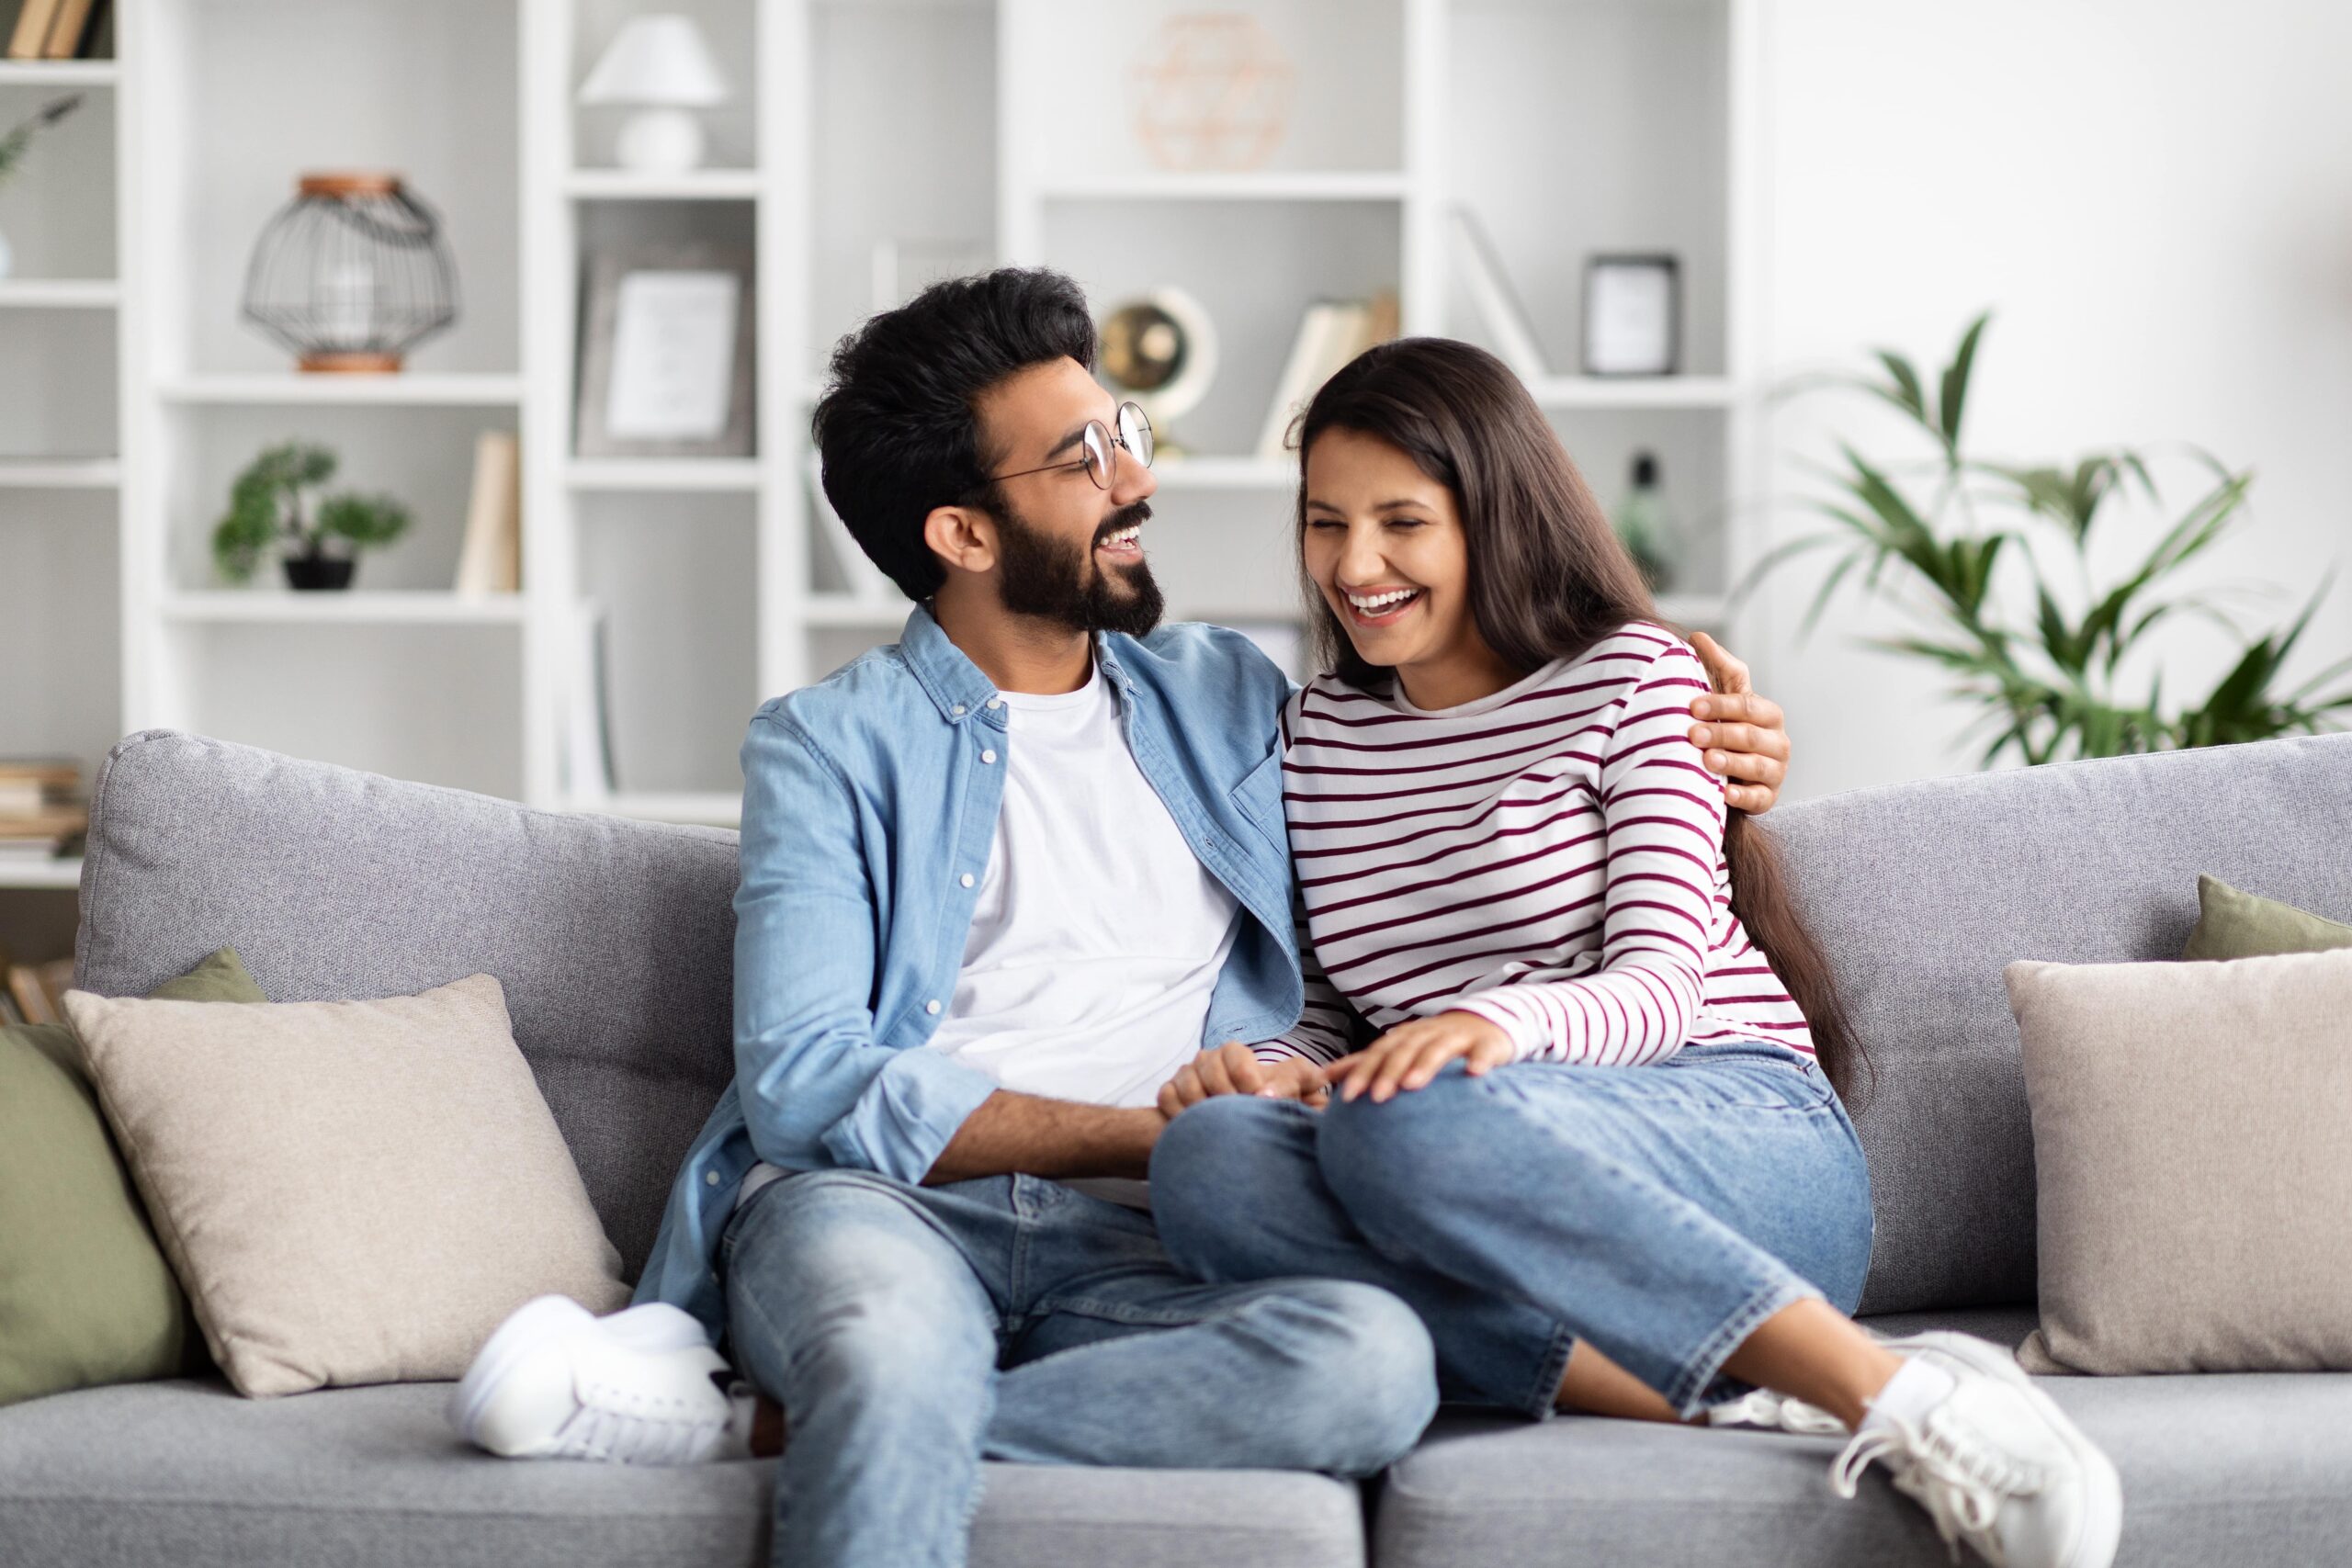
[1830,1409,2046,1564]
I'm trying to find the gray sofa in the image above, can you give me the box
[6,725,2350,1567]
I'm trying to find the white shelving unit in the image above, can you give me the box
[2,0,1764,859]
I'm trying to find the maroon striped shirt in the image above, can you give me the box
[1261,623,1814,1068]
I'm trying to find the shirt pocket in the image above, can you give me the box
[1228,746,1287,849]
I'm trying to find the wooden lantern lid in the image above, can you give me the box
[296,172,403,199]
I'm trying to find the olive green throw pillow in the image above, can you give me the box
[2182,874,2352,961]
[0,947,266,1407]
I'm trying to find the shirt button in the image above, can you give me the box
[960,874,975,888]
[985,698,1002,710]
[925,999,943,1015]
[951,704,967,716]
[980,749,998,764]
[705,1170,721,1187]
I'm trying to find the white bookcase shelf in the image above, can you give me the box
[4,0,1765,840]
[159,592,529,626]
[0,62,118,87]
[0,856,85,892]
[0,279,120,309]
[155,374,528,407]
[0,458,120,489]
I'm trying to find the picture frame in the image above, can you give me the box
[1582,254,1680,378]
[575,243,756,458]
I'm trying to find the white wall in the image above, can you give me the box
[1755,0,2352,800]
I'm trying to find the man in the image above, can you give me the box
[450,269,1793,1568]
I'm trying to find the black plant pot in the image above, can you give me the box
[283,553,356,591]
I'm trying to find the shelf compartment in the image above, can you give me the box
[572,490,758,798]
[0,489,119,801]
[0,308,114,460]
[166,619,525,801]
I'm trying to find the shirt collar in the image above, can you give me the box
[899,602,1135,723]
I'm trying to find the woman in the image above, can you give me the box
[1148,338,2119,1568]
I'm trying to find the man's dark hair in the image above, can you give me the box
[811,267,1098,602]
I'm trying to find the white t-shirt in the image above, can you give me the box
[736,656,1240,1208]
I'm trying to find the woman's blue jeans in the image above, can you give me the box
[1149,1039,1876,1420]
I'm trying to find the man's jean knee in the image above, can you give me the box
[719,1166,1438,1568]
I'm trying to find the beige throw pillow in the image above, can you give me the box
[61,973,629,1397]
[2004,948,2352,1375]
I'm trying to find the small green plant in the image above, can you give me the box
[1747,311,2352,766]
[0,96,80,187]
[211,442,412,583]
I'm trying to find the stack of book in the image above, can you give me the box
[0,941,74,1026]
[0,758,87,865]
[3,0,112,60]
[1258,290,1402,460]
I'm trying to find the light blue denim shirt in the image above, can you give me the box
[634,604,1306,1338]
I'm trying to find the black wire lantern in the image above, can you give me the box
[241,173,459,373]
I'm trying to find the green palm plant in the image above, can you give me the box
[211,441,411,584]
[1747,312,2352,766]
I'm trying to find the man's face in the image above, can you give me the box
[969,357,1163,638]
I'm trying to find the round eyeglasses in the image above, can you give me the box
[989,401,1154,491]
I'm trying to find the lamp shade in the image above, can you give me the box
[579,16,729,107]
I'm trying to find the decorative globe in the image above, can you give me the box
[1098,288,1218,453]
[241,174,459,374]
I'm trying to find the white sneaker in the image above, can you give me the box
[1829,1331,2120,1568]
[448,1294,758,1465]
[1702,1386,1849,1436]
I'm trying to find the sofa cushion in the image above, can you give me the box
[1372,1306,2352,1568]
[62,973,631,1397]
[0,1377,1366,1568]
[1765,732,2352,1314]
[72,729,744,1283]
[2006,948,2352,1375]
[0,947,265,1406]
[2183,872,2352,960]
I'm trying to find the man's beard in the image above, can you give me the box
[991,497,1165,638]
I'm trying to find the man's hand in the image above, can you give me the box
[1689,631,1790,815]
[1157,1042,1330,1118]
[1323,1012,1514,1105]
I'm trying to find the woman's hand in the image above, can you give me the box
[1324,1012,1515,1104]
[1158,1042,1331,1118]
[1689,631,1790,814]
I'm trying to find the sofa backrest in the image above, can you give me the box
[77,726,2352,1313]
[1769,730,2352,1314]
[74,729,742,1283]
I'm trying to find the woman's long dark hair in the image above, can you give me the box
[1294,336,1868,1104]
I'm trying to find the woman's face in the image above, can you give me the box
[1303,427,1493,686]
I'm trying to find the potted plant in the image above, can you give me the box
[0,96,82,281]
[1748,312,2352,763]
[210,442,411,591]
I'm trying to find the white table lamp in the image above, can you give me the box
[579,15,729,175]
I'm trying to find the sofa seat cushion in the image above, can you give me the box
[0,1377,1366,1568]
[1373,1308,2352,1568]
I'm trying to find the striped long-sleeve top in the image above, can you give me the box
[1261,621,1813,1069]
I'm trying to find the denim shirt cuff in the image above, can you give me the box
[820,1045,1002,1185]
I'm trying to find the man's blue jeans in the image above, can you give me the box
[718,1168,1440,1568]
[1149,1040,1875,1420]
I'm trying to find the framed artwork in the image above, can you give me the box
[1582,254,1680,378]
[575,243,756,457]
